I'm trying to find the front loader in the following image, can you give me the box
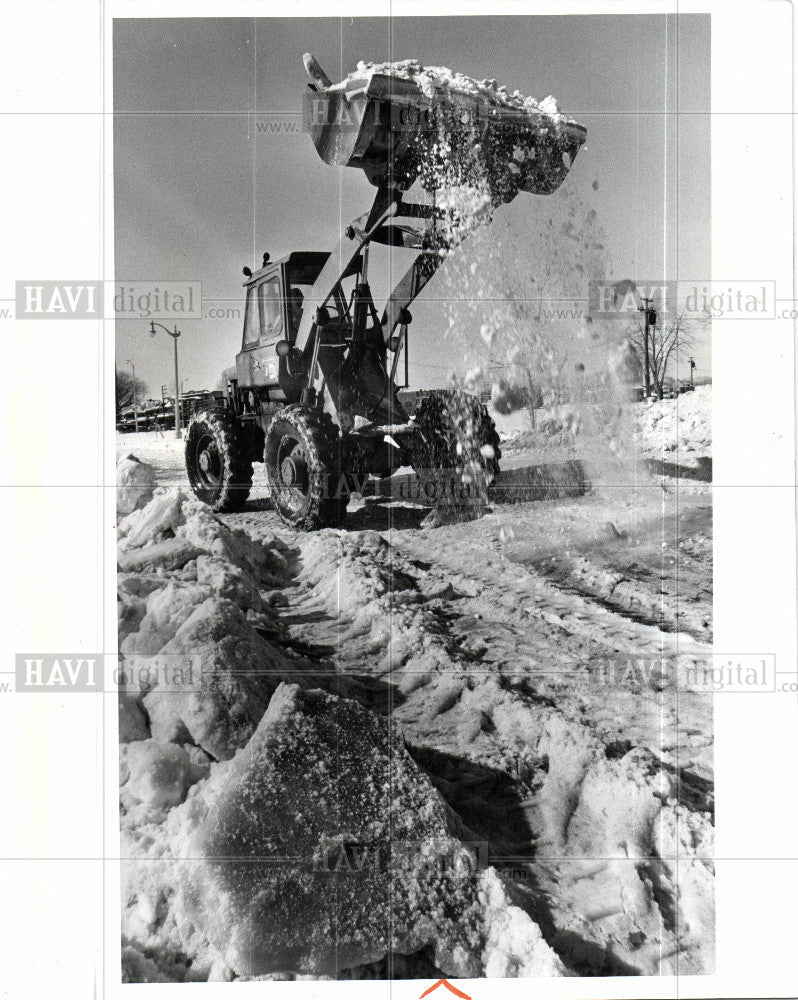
[185,57,586,529]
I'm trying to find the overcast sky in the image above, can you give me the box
[114,14,710,397]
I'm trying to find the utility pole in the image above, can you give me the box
[638,297,657,397]
[125,359,139,432]
[150,322,182,439]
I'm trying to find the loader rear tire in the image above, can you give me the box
[185,409,253,512]
[265,406,347,530]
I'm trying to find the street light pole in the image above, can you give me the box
[172,330,181,438]
[638,297,657,398]
[149,322,182,439]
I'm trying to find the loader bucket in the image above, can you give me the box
[305,70,586,205]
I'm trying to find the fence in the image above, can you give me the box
[117,391,219,433]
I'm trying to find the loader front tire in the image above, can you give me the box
[185,409,253,512]
[265,406,347,530]
[411,390,501,486]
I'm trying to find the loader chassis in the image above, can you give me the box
[185,57,585,529]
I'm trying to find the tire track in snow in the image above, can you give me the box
[214,515,714,977]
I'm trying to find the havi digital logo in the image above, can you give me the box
[15,654,102,692]
[16,281,102,319]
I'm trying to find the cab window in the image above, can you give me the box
[243,276,283,347]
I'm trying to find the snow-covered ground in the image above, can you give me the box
[117,388,713,981]
[116,432,194,489]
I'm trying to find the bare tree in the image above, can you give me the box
[630,312,692,399]
[116,369,148,417]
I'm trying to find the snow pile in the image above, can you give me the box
[636,385,711,456]
[117,454,157,515]
[120,745,227,983]
[118,488,295,979]
[180,682,563,979]
[479,868,563,977]
[123,739,197,809]
[477,681,715,975]
[120,680,565,981]
[332,59,564,122]
[117,488,293,760]
[298,530,410,616]
[119,494,563,982]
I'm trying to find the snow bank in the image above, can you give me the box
[486,684,715,975]
[120,753,231,983]
[121,679,564,981]
[118,489,293,760]
[118,489,299,978]
[636,385,711,456]
[119,489,297,979]
[119,494,562,981]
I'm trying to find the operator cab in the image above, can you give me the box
[235,251,329,395]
